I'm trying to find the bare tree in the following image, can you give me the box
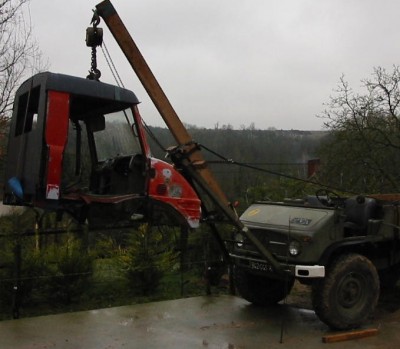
[0,0,45,123]
[318,66,400,193]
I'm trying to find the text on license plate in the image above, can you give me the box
[250,261,273,272]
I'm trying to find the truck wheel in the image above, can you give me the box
[234,267,294,305]
[312,254,379,330]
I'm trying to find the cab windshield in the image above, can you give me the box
[93,107,142,162]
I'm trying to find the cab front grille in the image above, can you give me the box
[236,228,288,258]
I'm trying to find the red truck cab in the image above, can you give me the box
[3,72,201,228]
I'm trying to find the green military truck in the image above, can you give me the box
[230,190,400,330]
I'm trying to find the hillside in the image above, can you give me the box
[147,126,329,203]
[148,126,328,163]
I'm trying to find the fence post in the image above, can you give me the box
[12,239,21,319]
[179,226,189,296]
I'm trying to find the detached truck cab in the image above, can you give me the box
[3,72,201,229]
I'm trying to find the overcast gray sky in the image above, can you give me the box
[25,0,400,130]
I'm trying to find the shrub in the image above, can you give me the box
[123,225,177,296]
[46,236,94,305]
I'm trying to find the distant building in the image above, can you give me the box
[308,159,321,178]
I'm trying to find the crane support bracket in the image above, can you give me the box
[95,1,116,19]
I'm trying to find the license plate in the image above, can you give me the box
[250,261,273,272]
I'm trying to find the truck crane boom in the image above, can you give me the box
[95,1,229,208]
[94,0,284,273]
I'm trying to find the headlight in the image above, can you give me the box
[289,240,301,256]
[234,233,244,248]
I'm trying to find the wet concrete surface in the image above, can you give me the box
[0,293,400,349]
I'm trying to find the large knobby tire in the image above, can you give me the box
[312,254,379,330]
[234,267,294,305]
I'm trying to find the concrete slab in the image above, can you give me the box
[0,295,399,349]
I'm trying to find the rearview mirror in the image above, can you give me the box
[86,114,105,132]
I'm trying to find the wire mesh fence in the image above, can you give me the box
[0,223,231,321]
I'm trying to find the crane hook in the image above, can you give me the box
[90,10,101,28]
[86,10,103,81]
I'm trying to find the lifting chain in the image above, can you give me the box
[86,11,103,81]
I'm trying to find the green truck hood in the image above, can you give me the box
[240,202,334,232]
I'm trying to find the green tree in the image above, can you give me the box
[318,66,400,194]
[46,236,94,305]
[123,224,178,296]
[0,0,47,181]
[0,0,46,120]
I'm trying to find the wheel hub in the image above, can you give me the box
[337,272,365,308]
